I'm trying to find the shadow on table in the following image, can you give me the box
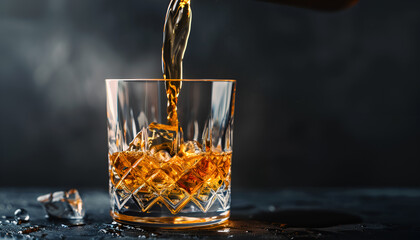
[149,209,364,238]
[183,209,364,238]
[247,209,363,228]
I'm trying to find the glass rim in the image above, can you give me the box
[105,79,236,83]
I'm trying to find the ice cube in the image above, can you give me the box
[127,127,149,151]
[179,140,202,157]
[154,150,172,163]
[37,189,85,220]
[148,122,178,154]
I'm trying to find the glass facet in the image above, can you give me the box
[106,79,236,228]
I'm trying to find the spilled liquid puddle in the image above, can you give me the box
[0,206,384,239]
[98,222,161,238]
[47,217,86,227]
[250,209,363,228]
[99,227,123,237]
[0,208,80,238]
[18,225,44,234]
[0,209,45,237]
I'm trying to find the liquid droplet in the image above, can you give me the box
[14,209,30,222]
[268,205,276,212]
[98,227,122,237]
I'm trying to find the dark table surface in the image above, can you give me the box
[1,188,420,239]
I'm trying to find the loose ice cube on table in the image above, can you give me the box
[37,189,85,220]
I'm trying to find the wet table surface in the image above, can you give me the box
[1,188,420,239]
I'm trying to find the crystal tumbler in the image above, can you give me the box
[106,79,236,227]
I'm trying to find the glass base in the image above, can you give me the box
[111,210,230,228]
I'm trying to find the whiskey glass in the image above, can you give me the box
[106,79,236,228]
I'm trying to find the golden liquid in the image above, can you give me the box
[162,0,192,126]
[109,145,231,214]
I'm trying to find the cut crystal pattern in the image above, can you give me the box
[109,146,231,214]
[106,80,235,220]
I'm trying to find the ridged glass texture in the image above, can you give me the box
[106,79,236,227]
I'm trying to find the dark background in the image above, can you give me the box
[0,0,419,189]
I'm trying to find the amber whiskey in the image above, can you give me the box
[109,142,231,214]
